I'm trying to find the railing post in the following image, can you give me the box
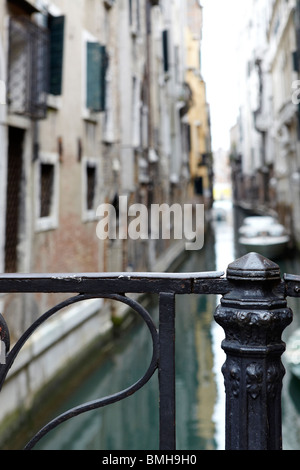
[214,252,293,450]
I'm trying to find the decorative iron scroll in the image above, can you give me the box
[19,294,159,450]
[0,294,159,449]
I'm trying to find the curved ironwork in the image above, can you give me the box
[0,293,159,450]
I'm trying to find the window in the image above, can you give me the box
[162,30,169,73]
[4,127,24,273]
[82,31,108,119]
[132,76,141,148]
[8,16,49,119]
[103,55,115,143]
[40,163,54,217]
[35,153,59,231]
[82,157,99,221]
[129,0,140,35]
[86,42,107,112]
[86,165,96,210]
[48,15,65,96]
[194,176,203,195]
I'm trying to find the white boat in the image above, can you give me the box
[212,199,232,221]
[238,216,290,259]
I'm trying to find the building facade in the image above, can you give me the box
[0,0,212,340]
[0,0,213,431]
[231,0,300,248]
[185,0,213,207]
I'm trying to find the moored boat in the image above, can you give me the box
[238,216,290,259]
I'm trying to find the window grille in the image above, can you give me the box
[86,165,96,210]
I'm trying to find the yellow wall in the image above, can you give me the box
[185,26,211,195]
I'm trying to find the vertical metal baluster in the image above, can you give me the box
[158,292,176,450]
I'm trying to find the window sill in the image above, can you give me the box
[82,108,100,123]
[82,209,97,223]
[35,215,58,232]
[7,114,31,129]
[47,95,62,110]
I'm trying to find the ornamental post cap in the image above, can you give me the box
[227,252,281,281]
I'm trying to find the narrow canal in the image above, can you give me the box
[7,203,300,450]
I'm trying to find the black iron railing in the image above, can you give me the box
[0,251,299,450]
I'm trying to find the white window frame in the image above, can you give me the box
[82,30,100,122]
[35,152,59,232]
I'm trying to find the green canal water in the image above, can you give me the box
[7,203,300,450]
[31,227,225,451]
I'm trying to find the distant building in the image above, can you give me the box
[269,0,300,246]
[185,0,213,207]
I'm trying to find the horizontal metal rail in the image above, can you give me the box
[0,271,227,294]
[0,252,299,450]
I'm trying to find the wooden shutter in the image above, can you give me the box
[48,15,65,96]
[87,42,107,112]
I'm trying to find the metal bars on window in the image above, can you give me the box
[7,16,49,120]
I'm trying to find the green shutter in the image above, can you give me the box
[49,15,65,96]
[87,42,107,112]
